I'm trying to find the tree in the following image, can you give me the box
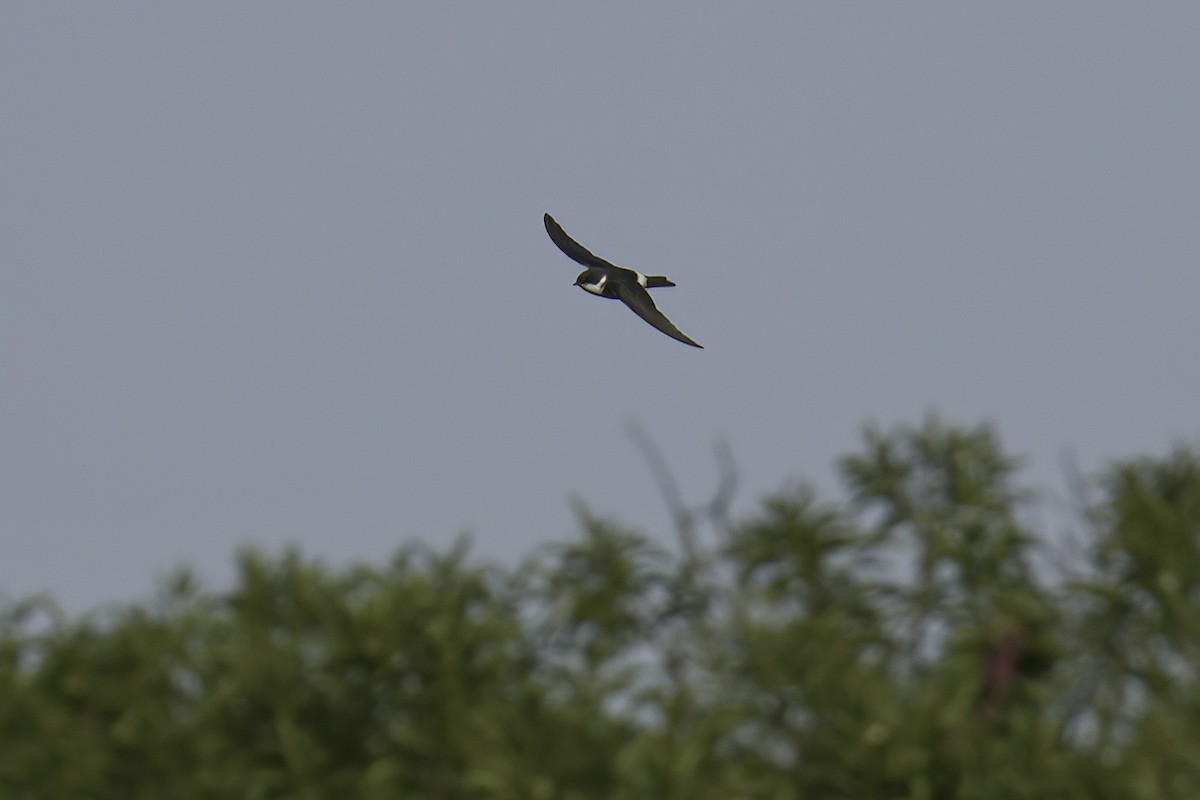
[1,417,1198,798]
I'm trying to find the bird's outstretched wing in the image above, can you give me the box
[544,213,620,270]
[615,282,703,348]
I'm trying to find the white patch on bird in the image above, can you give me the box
[612,262,647,286]
[581,275,607,295]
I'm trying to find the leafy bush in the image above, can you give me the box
[2,418,1198,798]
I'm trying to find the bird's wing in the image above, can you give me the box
[544,213,626,271]
[615,282,703,348]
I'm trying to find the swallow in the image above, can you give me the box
[543,213,703,348]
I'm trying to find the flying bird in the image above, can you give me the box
[543,213,703,348]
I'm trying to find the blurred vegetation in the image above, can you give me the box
[3,417,1199,799]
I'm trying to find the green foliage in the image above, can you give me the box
[2,418,1199,798]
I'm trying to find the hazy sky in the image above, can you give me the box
[4,5,1198,612]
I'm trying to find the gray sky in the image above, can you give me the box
[3,5,1198,612]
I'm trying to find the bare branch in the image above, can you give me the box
[625,421,739,558]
